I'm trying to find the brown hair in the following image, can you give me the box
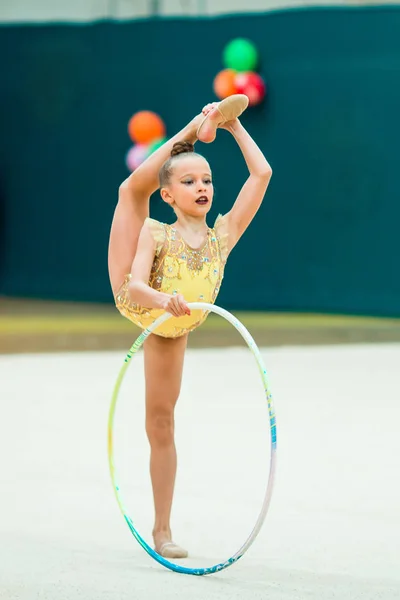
[159,141,205,187]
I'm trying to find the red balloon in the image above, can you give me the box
[234,72,266,106]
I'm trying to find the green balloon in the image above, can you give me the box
[147,137,168,157]
[223,38,258,72]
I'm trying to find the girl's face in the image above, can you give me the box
[161,156,213,218]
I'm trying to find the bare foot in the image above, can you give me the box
[196,95,249,143]
[188,108,215,143]
[197,103,224,144]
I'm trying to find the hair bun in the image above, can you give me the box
[170,141,194,157]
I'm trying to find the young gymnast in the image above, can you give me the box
[108,95,272,559]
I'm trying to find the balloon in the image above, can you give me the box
[146,137,168,157]
[128,111,166,144]
[126,144,148,172]
[234,72,266,106]
[213,69,238,100]
[223,38,258,72]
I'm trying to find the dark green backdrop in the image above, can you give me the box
[1,6,400,315]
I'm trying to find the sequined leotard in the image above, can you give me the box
[115,214,229,338]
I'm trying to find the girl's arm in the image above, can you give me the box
[128,224,190,318]
[221,119,272,252]
[120,117,200,200]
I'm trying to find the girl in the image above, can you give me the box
[108,95,272,559]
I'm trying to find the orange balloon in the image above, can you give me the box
[213,69,238,100]
[128,111,166,144]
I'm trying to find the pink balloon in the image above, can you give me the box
[126,144,148,172]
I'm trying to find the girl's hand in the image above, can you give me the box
[218,119,241,134]
[162,294,191,318]
[219,118,241,132]
[201,102,218,116]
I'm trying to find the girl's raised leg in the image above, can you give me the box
[108,116,200,295]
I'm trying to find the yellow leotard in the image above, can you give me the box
[115,214,229,338]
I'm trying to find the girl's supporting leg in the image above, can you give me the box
[144,332,188,557]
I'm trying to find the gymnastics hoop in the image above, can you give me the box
[108,303,277,576]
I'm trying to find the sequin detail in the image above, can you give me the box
[115,215,229,338]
